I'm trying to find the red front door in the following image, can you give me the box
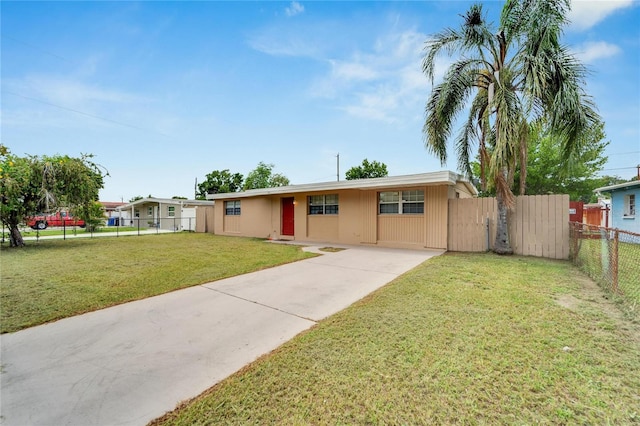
[282,197,295,236]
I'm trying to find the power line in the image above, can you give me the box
[601,166,638,171]
[1,34,72,63]
[3,91,170,137]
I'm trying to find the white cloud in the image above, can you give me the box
[329,60,378,81]
[572,41,622,63]
[12,75,144,108]
[285,1,304,17]
[341,88,400,122]
[568,0,634,30]
[312,29,433,122]
[251,22,436,123]
[248,26,322,58]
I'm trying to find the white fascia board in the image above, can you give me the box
[594,180,640,194]
[117,198,213,210]
[207,171,476,200]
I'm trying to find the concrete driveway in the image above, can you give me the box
[0,244,442,426]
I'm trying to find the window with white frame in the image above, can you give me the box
[624,194,635,217]
[308,194,339,215]
[147,206,153,216]
[168,206,175,217]
[225,200,241,216]
[379,190,424,214]
[134,209,140,218]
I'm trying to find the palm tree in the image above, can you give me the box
[422,0,599,254]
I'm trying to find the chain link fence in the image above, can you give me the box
[569,222,640,317]
[2,216,197,244]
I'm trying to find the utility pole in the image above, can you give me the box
[194,177,198,199]
[336,153,340,181]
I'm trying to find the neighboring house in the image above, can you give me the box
[206,171,476,250]
[594,180,639,235]
[583,198,611,228]
[116,198,214,231]
[100,201,128,225]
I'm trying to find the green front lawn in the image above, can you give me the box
[152,253,640,425]
[0,234,314,333]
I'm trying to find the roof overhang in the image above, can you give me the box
[116,198,214,211]
[207,171,477,200]
[594,180,640,194]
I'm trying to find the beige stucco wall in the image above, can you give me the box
[214,198,272,237]
[212,183,459,250]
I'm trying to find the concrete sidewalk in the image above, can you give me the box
[0,244,442,426]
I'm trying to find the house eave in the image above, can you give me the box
[594,180,640,194]
[207,171,477,200]
[116,197,214,211]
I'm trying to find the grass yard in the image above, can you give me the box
[574,238,640,310]
[152,253,640,425]
[0,233,315,333]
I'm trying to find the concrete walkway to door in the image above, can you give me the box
[0,244,443,426]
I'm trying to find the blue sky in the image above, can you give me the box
[2,0,639,201]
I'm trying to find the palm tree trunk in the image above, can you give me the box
[493,191,513,255]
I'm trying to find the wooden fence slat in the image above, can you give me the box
[448,194,569,259]
[547,194,557,259]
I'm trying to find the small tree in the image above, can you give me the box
[519,120,609,202]
[77,201,106,232]
[196,170,244,199]
[0,146,106,247]
[244,162,290,190]
[345,159,389,180]
[472,120,610,202]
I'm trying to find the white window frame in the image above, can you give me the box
[147,206,153,216]
[168,206,176,217]
[624,194,635,218]
[225,200,241,216]
[379,190,424,215]
[308,194,339,215]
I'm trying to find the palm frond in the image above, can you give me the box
[423,60,482,165]
[423,28,464,82]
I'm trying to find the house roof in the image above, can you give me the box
[100,201,126,210]
[207,171,477,200]
[116,197,214,210]
[594,180,640,194]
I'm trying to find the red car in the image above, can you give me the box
[27,211,86,230]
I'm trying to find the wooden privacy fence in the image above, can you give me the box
[448,194,570,259]
[195,206,215,233]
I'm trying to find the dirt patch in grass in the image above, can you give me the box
[556,273,640,344]
[318,247,346,253]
